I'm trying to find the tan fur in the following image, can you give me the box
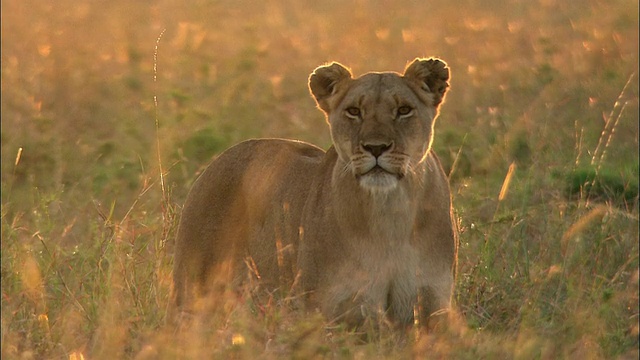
[172,58,458,331]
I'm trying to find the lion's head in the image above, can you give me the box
[309,58,450,192]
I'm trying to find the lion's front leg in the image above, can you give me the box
[319,268,391,332]
[416,279,454,332]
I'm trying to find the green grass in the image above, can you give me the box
[2,0,638,358]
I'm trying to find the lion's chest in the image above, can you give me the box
[319,234,426,324]
[301,163,430,324]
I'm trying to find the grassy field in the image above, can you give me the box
[1,0,638,358]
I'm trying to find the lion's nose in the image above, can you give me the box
[362,142,393,158]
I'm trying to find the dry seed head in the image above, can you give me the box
[498,162,517,202]
[21,255,43,301]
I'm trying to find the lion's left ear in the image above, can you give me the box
[403,58,450,107]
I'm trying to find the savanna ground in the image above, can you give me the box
[1,0,638,358]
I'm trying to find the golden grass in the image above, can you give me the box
[1,0,638,358]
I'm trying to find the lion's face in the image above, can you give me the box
[328,73,438,191]
[309,59,450,192]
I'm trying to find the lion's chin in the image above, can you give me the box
[357,168,401,192]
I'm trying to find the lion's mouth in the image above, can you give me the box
[358,165,403,179]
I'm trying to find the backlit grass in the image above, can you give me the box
[2,0,638,358]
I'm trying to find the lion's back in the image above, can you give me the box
[173,138,325,306]
[176,137,326,250]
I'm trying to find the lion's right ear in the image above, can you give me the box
[309,62,352,113]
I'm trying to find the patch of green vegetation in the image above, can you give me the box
[565,166,639,203]
[124,75,143,91]
[179,127,229,166]
[170,89,191,107]
[508,132,531,166]
[535,63,558,87]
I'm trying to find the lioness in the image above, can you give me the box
[172,58,458,331]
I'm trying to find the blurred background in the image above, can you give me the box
[2,0,637,214]
[1,0,638,358]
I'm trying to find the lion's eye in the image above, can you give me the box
[397,106,413,117]
[345,107,361,118]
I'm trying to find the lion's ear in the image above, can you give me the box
[403,58,450,107]
[309,62,352,113]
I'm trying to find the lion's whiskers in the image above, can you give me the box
[341,160,353,176]
[406,160,425,188]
